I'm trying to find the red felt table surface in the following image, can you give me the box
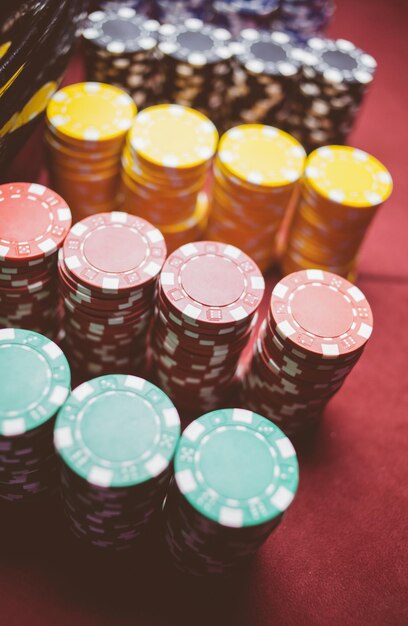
[1,0,408,624]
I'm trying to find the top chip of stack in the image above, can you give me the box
[83,7,159,54]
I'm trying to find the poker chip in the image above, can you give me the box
[241,269,373,436]
[151,241,264,414]
[227,29,304,128]
[212,1,279,36]
[0,182,72,338]
[120,105,217,244]
[273,0,335,42]
[207,124,306,272]
[0,328,71,502]
[156,19,234,130]
[54,374,180,549]
[164,408,298,575]
[278,37,377,151]
[45,82,137,222]
[59,211,166,381]
[82,8,161,110]
[155,0,215,24]
[281,146,393,278]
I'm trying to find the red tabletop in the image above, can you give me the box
[2,1,408,624]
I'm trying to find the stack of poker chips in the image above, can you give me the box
[281,146,393,279]
[164,408,298,575]
[227,29,304,128]
[273,0,335,42]
[151,241,265,415]
[54,375,180,550]
[241,269,373,436]
[206,125,306,273]
[0,183,72,339]
[82,8,162,110]
[277,38,377,151]
[156,19,234,130]
[213,0,279,37]
[0,329,71,502]
[121,104,218,253]
[58,212,167,381]
[45,82,137,222]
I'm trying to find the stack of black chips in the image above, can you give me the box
[82,7,162,109]
[156,18,234,130]
[276,37,377,151]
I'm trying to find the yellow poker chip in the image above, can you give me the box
[129,104,218,169]
[218,124,306,188]
[46,82,136,143]
[305,146,393,208]
[15,81,58,129]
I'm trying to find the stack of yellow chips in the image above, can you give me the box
[45,82,137,222]
[120,104,218,253]
[206,125,306,273]
[281,146,393,279]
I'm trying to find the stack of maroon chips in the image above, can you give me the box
[151,241,265,414]
[0,182,72,339]
[58,211,167,380]
[241,268,373,435]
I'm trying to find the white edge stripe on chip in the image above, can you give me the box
[176,468,197,493]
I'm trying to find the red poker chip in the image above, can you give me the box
[159,241,265,328]
[0,183,72,264]
[62,212,166,294]
[264,314,365,366]
[269,269,373,360]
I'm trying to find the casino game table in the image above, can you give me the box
[1,0,408,624]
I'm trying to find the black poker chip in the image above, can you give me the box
[158,18,233,66]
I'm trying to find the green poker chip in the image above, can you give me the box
[54,375,181,488]
[174,408,299,528]
[0,328,71,437]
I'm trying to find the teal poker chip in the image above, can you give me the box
[0,328,71,436]
[174,408,299,527]
[54,375,181,488]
